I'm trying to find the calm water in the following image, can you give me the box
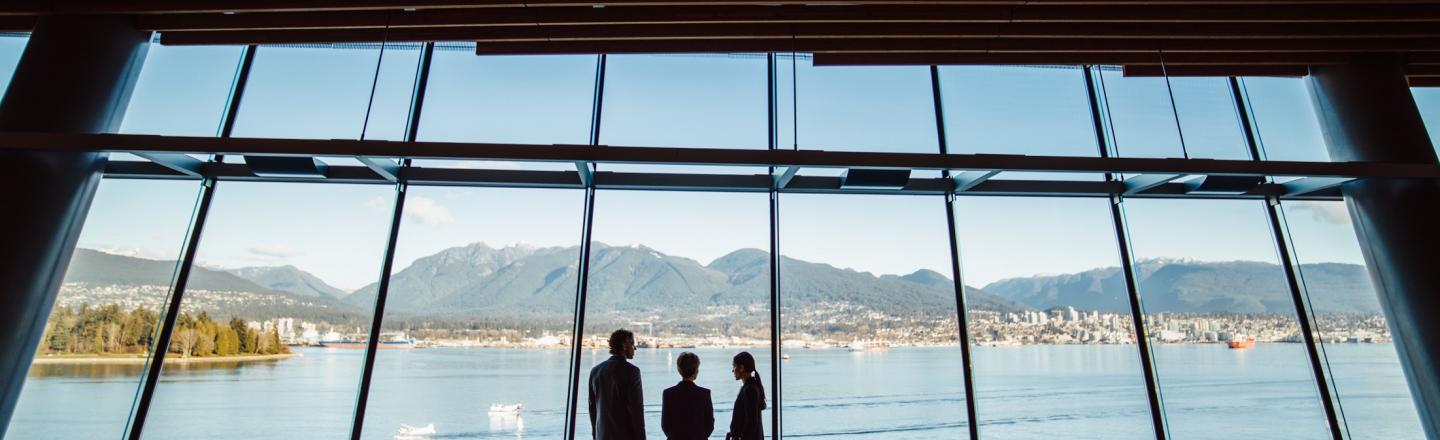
[6,345,1422,440]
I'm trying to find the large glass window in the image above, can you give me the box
[939,65,1099,181]
[1281,200,1424,439]
[1094,69,1249,160]
[0,33,26,98]
[575,190,772,440]
[6,179,202,440]
[779,193,967,439]
[140,182,394,440]
[119,44,245,137]
[1240,77,1330,162]
[1413,87,1440,153]
[601,54,767,150]
[1123,199,1331,439]
[231,44,420,141]
[358,186,585,440]
[954,196,1153,438]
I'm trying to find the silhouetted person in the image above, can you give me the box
[662,352,714,440]
[725,352,766,440]
[590,329,645,440]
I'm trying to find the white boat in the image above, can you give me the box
[395,423,435,439]
[489,402,524,415]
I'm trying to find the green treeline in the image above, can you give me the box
[41,304,288,358]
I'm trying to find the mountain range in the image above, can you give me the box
[62,243,1382,327]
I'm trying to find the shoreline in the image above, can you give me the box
[33,352,298,365]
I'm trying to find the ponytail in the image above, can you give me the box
[733,351,767,410]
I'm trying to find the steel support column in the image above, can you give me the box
[1307,55,1440,439]
[0,15,151,434]
[563,54,606,440]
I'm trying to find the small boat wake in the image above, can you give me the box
[395,423,436,440]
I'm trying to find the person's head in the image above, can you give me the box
[676,352,700,381]
[609,329,635,358]
[731,351,757,380]
[731,351,767,410]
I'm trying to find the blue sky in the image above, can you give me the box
[2,37,1431,290]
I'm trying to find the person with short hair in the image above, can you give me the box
[726,352,766,440]
[661,352,714,440]
[589,329,645,440]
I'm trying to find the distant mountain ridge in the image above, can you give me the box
[227,265,348,299]
[981,260,1379,314]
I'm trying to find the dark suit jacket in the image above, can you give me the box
[661,380,714,440]
[589,354,646,440]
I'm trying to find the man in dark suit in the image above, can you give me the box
[589,329,645,440]
[661,352,714,440]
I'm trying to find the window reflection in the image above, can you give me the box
[1412,87,1440,153]
[954,196,1153,438]
[1095,69,1248,160]
[575,190,772,440]
[232,44,420,141]
[360,187,585,440]
[0,33,27,98]
[779,193,967,439]
[1240,77,1330,162]
[7,179,201,440]
[141,182,393,440]
[1280,200,1424,439]
[119,44,245,137]
[1123,199,1331,439]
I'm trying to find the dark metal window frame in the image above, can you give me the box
[49,46,1420,440]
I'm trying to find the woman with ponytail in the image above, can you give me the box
[726,352,766,440]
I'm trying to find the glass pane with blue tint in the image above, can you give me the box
[1122,199,1331,439]
[6,179,202,440]
[1240,77,1330,162]
[140,182,393,440]
[1413,87,1440,154]
[1095,68,1249,160]
[0,33,27,98]
[1280,200,1424,439]
[939,65,1100,181]
[954,196,1153,439]
[575,190,772,440]
[599,54,767,174]
[776,55,938,176]
[360,186,584,440]
[780,193,967,439]
[119,45,245,137]
[231,43,420,141]
[413,44,596,171]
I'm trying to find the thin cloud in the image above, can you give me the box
[406,196,454,225]
[1290,202,1352,225]
[248,244,304,258]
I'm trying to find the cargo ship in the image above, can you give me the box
[1227,335,1256,349]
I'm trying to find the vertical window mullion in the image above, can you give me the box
[932,65,982,440]
[563,54,605,440]
[1084,65,1170,440]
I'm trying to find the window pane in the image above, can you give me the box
[119,44,244,136]
[1095,69,1249,160]
[779,194,966,439]
[0,33,26,97]
[1123,199,1330,439]
[140,182,394,440]
[601,54,767,150]
[358,186,584,440]
[939,65,1099,180]
[1241,77,1330,161]
[414,44,595,171]
[232,44,420,141]
[1413,87,1440,153]
[6,179,201,440]
[954,196,1153,438]
[575,190,771,440]
[778,55,937,154]
[1280,200,1424,439]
